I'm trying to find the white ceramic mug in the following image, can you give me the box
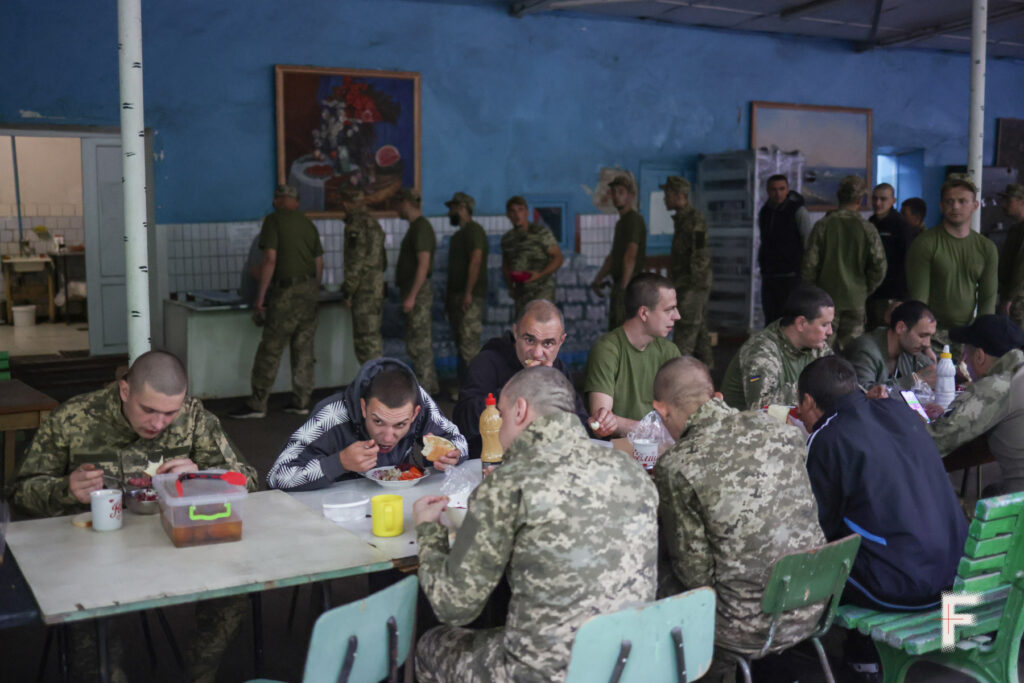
[90,489,123,531]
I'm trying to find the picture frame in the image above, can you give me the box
[751,101,872,209]
[275,65,421,216]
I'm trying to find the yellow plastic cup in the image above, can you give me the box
[371,494,404,537]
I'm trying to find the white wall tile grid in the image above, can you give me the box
[0,215,85,296]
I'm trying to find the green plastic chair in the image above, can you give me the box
[721,534,862,683]
[563,586,716,683]
[249,575,418,683]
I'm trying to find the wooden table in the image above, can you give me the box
[0,379,59,486]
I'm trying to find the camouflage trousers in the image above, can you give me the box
[512,279,556,320]
[674,287,713,368]
[829,307,865,353]
[1010,296,1024,330]
[416,625,522,683]
[248,279,318,411]
[608,282,626,330]
[351,281,383,364]
[68,596,247,683]
[404,281,439,395]
[447,295,484,368]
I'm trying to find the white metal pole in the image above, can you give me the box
[967,0,987,233]
[117,0,151,361]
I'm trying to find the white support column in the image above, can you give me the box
[117,0,151,362]
[967,0,988,233]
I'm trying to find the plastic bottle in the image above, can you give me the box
[480,393,504,465]
[934,344,957,410]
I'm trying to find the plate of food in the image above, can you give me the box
[363,464,431,489]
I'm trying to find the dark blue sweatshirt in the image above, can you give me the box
[805,392,966,607]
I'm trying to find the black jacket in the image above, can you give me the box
[453,332,591,457]
[758,191,806,277]
[869,211,911,300]
[266,358,467,490]
[805,392,967,607]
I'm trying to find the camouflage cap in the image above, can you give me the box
[998,183,1024,200]
[444,191,476,213]
[943,173,979,195]
[506,195,528,210]
[837,175,867,199]
[337,186,364,203]
[394,186,421,205]
[659,176,691,197]
[275,184,298,199]
[608,175,636,194]
[950,314,1024,357]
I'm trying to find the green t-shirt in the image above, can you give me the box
[610,209,647,282]
[395,215,436,295]
[906,225,998,329]
[584,327,681,422]
[447,220,489,300]
[258,208,323,281]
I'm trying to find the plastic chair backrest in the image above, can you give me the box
[301,575,418,683]
[564,587,716,683]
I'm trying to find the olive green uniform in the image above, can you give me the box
[7,383,258,683]
[670,205,713,365]
[500,222,558,318]
[247,208,323,412]
[341,208,387,363]
[396,215,439,394]
[998,221,1024,329]
[447,220,489,368]
[608,209,647,329]
[801,208,887,351]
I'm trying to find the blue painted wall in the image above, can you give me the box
[4,0,1023,225]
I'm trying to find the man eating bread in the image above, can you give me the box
[267,358,468,491]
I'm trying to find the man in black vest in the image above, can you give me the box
[758,174,812,324]
[867,183,912,329]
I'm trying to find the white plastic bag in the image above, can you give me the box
[627,411,674,470]
[440,463,481,530]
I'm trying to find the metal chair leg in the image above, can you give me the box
[722,651,752,683]
[609,640,632,683]
[811,637,836,683]
[671,626,688,683]
[337,635,358,683]
[35,626,53,683]
[387,616,399,683]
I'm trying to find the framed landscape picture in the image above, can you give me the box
[751,101,872,209]
[275,65,421,216]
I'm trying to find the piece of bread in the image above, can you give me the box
[422,435,456,462]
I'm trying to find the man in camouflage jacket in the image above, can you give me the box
[412,367,657,682]
[663,175,713,366]
[652,357,826,681]
[928,315,1024,495]
[339,188,387,363]
[7,351,257,683]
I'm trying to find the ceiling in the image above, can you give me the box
[506,0,1024,60]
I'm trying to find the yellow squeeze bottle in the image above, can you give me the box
[480,393,504,465]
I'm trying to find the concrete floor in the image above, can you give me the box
[0,321,89,357]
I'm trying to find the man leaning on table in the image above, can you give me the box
[266,358,467,491]
[412,366,658,683]
[842,299,937,392]
[7,350,258,683]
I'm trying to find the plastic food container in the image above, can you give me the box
[153,470,248,547]
[322,490,370,523]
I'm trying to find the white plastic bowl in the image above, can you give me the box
[362,466,431,489]
[322,490,370,523]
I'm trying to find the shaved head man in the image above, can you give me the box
[867,182,913,330]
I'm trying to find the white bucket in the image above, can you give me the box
[12,304,37,327]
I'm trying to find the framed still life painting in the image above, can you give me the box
[275,65,421,216]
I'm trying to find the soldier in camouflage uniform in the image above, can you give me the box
[997,184,1024,329]
[662,176,713,366]
[7,351,258,683]
[413,367,658,682]
[592,175,648,329]
[801,175,887,351]
[395,187,439,395]
[445,191,488,381]
[339,188,386,364]
[721,285,834,410]
[928,315,1024,495]
[501,196,563,319]
[233,184,323,418]
[652,357,826,681]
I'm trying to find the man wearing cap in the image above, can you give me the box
[338,186,387,364]
[867,183,912,330]
[907,175,998,352]
[396,187,440,396]
[592,175,647,329]
[445,192,488,382]
[997,183,1024,328]
[758,174,813,324]
[927,315,1024,495]
[662,175,713,366]
[801,175,887,351]
[501,196,563,318]
[232,184,323,418]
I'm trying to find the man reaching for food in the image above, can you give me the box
[267,358,467,491]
